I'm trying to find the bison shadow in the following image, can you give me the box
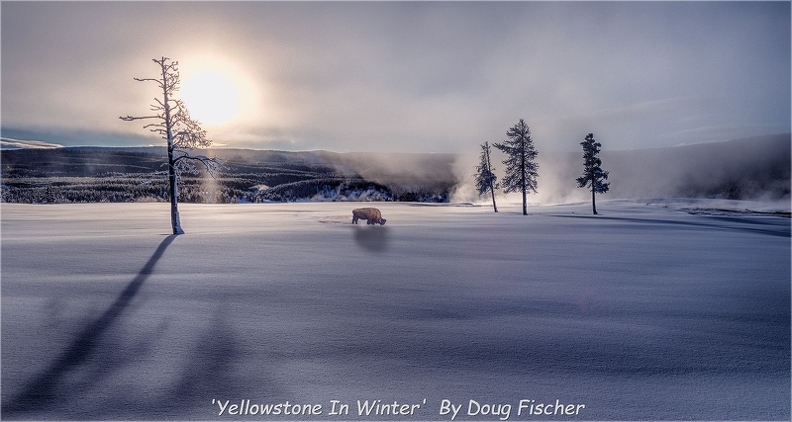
[352,225,390,253]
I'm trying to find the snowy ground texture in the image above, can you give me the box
[2,201,790,421]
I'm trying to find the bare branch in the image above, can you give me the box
[133,77,161,84]
[173,154,218,165]
[119,115,159,121]
[173,153,225,178]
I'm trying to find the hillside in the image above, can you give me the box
[1,134,789,204]
[0,147,455,203]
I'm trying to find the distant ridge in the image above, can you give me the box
[1,133,789,204]
[0,137,64,150]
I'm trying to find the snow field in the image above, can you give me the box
[1,201,789,420]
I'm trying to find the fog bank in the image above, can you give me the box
[453,134,790,205]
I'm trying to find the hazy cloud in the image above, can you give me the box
[2,1,789,152]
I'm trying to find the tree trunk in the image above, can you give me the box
[161,60,184,235]
[167,149,184,234]
[592,186,598,215]
[490,188,498,213]
[485,147,498,213]
[490,185,498,213]
[521,144,527,215]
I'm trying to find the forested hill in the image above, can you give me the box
[1,134,789,204]
[0,146,457,203]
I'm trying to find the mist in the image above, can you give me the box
[3,134,788,207]
[334,152,457,192]
[451,134,790,206]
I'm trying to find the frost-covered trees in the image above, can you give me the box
[474,142,499,212]
[120,57,220,234]
[576,133,610,215]
[494,119,539,215]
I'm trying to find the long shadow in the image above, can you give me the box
[3,235,177,415]
[547,214,791,238]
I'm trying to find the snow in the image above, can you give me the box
[642,197,791,215]
[0,137,64,150]
[2,200,789,420]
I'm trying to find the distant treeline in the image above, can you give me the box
[3,134,789,205]
[0,147,452,204]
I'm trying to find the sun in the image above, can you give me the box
[180,70,242,127]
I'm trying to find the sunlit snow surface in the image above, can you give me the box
[2,201,789,420]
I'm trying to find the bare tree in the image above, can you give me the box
[494,119,538,215]
[120,57,221,234]
[473,141,499,212]
[576,133,610,215]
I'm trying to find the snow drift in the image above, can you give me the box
[2,201,789,420]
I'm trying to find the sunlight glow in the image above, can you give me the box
[180,70,242,127]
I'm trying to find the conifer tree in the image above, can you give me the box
[474,141,499,212]
[576,133,610,215]
[493,119,538,215]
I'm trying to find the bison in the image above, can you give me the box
[352,207,386,225]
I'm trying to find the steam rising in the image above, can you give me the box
[2,134,787,206]
[452,134,790,205]
[335,152,457,191]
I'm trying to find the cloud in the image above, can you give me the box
[1,2,789,152]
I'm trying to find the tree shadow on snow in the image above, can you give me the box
[2,235,177,417]
[352,225,390,253]
[548,214,790,238]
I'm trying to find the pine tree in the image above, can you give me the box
[120,57,221,234]
[493,119,538,215]
[576,133,609,215]
[474,141,499,212]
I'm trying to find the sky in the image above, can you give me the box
[1,1,790,153]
